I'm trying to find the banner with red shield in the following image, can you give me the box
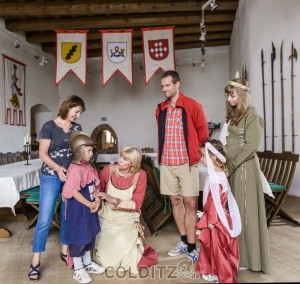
[141,26,175,85]
[55,30,88,85]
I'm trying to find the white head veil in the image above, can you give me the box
[203,142,242,238]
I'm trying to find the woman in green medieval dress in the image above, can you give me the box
[220,78,270,274]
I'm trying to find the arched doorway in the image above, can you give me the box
[90,124,118,154]
[30,104,52,151]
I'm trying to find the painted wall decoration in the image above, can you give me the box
[2,55,26,126]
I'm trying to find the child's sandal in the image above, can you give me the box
[61,251,74,269]
[28,263,40,281]
[60,252,68,265]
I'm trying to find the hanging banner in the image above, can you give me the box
[101,29,133,86]
[2,55,26,125]
[56,30,88,85]
[141,26,175,85]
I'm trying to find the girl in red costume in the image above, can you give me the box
[196,139,241,283]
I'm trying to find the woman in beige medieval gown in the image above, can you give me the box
[95,145,157,274]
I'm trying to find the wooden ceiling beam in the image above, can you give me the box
[27,23,233,44]
[6,12,235,32]
[0,1,238,17]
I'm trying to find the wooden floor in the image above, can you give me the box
[0,195,300,283]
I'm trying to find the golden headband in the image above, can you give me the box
[227,80,250,92]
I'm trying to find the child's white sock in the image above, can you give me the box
[82,251,92,267]
[73,256,84,271]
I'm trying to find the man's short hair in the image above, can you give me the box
[162,70,180,84]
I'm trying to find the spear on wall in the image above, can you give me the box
[270,42,276,152]
[289,42,297,153]
[280,41,286,152]
[261,49,267,150]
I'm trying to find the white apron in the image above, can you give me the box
[95,168,144,274]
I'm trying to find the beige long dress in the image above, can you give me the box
[95,171,144,275]
[225,106,270,274]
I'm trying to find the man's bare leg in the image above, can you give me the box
[183,196,198,244]
[170,195,186,236]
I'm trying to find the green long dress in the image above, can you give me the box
[226,106,270,274]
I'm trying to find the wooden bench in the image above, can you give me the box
[257,151,299,227]
[21,186,61,230]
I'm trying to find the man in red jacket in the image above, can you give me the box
[156,70,208,261]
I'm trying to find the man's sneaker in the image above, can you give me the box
[73,268,92,284]
[84,261,105,274]
[167,241,188,256]
[201,274,219,282]
[185,248,199,261]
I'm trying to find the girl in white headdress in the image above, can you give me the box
[195,139,241,283]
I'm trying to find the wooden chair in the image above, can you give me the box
[4,152,16,164]
[257,151,299,227]
[29,151,39,159]
[0,153,8,165]
[14,151,25,162]
[141,156,172,235]
[141,147,154,153]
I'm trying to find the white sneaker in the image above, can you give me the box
[167,241,188,256]
[73,268,92,284]
[84,261,105,274]
[186,248,200,261]
[202,274,219,282]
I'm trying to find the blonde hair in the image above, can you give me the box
[120,145,142,173]
[225,78,251,125]
[72,145,91,164]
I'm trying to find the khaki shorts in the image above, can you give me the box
[160,163,200,197]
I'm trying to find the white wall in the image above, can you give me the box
[230,0,300,196]
[58,46,229,150]
[0,18,228,154]
[32,104,52,141]
[0,18,59,152]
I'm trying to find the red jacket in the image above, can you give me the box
[155,92,209,166]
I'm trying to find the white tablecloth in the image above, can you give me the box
[0,159,42,213]
[96,154,119,163]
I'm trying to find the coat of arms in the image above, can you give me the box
[61,42,82,63]
[148,39,169,61]
[108,42,127,63]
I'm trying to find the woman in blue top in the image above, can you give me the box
[28,95,85,281]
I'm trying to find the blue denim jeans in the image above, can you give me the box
[32,174,67,252]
